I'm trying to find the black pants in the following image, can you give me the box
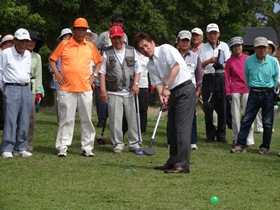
[202,74,227,140]
[166,82,196,169]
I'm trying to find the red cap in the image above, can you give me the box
[109,26,124,38]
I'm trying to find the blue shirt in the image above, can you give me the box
[245,54,279,89]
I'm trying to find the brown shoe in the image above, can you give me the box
[164,166,190,174]
[231,139,237,148]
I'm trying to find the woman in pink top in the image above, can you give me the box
[225,37,254,148]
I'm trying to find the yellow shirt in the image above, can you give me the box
[50,37,102,92]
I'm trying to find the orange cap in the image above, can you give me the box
[73,17,89,29]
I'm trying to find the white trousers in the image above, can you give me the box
[55,90,95,152]
[256,106,278,132]
[107,94,140,151]
[231,93,254,145]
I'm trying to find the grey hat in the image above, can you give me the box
[177,30,192,41]
[230,36,243,47]
[254,37,268,47]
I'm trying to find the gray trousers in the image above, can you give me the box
[166,82,196,169]
[107,94,140,151]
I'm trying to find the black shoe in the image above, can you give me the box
[217,137,228,143]
[205,137,215,143]
[154,164,173,170]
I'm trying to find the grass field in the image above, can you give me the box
[0,105,280,210]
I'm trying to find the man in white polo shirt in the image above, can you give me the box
[0,28,32,158]
[133,32,196,174]
[198,23,231,143]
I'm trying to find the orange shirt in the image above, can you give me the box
[50,37,102,92]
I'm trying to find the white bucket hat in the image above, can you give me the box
[57,28,73,41]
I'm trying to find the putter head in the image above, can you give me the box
[143,148,156,156]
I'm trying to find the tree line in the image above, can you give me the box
[1,0,280,105]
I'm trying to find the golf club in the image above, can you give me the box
[96,116,107,145]
[143,104,164,156]
[134,95,143,155]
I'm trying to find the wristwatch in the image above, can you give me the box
[93,72,98,77]
[134,82,139,86]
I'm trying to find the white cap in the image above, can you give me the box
[230,36,243,47]
[254,37,268,47]
[57,28,73,41]
[206,23,219,33]
[14,28,31,41]
[191,28,203,35]
[177,30,192,40]
[0,34,14,45]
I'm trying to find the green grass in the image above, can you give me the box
[0,106,280,210]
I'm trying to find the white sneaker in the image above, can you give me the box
[113,148,122,154]
[58,147,68,157]
[2,152,13,159]
[82,150,95,157]
[13,150,32,157]
[190,144,198,150]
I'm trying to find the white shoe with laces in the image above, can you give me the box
[2,152,13,159]
[190,144,198,150]
[13,150,32,157]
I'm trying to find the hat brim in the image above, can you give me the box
[110,34,124,38]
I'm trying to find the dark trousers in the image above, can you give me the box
[95,86,108,123]
[191,112,197,144]
[166,82,196,169]
[138,88,149,133]
[202,74,227,140]
[237,90,274,149]
[0,91,3,130]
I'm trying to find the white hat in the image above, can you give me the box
[230,36,243,47]
[177,30,192,41]
[191,28,203,36]
[206,23,219,33]
[268,40,277,55]
[0,34,14,46]
[254,37,268,47]
[57,28,73,41]
[14,28,31,41]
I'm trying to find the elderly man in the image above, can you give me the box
[49,17,102,157]
[231,37,279,155]
[133,32,196,174]
[198,23,231,143]
[176,30,203,150]
[0,28,32,158]
[99,26,142,154]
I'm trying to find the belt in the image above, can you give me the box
[171,80,192,92]
[251,87,274,93]
[5,83,30,87]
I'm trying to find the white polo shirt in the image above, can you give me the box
[0,46,31,90]
[198,41,231,74]
[147,44,192,90]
